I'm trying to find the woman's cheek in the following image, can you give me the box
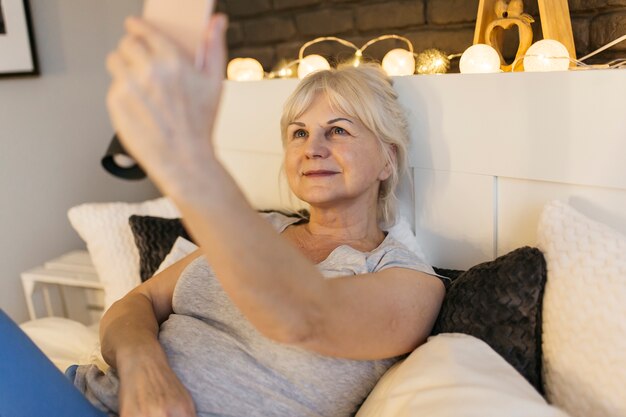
[283,157,300,188]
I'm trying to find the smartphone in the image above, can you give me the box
[142,0,215,68]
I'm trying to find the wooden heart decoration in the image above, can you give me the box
[480,0,534,72]
[474,0,577,70]
[485,16,534,72]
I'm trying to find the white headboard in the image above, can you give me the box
[213,70,626,269]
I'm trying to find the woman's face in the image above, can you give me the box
[284,94,392,210]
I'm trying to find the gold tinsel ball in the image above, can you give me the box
[415,49,450,74]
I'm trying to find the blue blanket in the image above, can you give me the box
[0,309,107,417]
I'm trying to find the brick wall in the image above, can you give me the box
[217,0,626,72]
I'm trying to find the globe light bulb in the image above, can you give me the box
[297,54,331,79]
[524,39,570,72]
[382,48,416,76]
[459,44,501,74]
[226,58,264,81]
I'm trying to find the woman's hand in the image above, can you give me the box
[117,349,197,417]
[105,14,228,195]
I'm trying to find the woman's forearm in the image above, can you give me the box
[99,292,167,370]
[99,292,197,416]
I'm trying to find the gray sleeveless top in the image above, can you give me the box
[74,212,434,417]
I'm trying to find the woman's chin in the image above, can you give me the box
[295,193,338,207]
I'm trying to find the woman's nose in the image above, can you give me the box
[304,132,330,159]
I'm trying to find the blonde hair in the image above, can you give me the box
[280,64,410,228]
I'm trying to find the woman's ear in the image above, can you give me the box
[378,144,397,181]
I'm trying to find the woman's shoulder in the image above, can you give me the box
[370,233,436,275]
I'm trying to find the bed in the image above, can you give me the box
[21,69,626,417]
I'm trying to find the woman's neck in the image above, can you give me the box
[305,204,384,248]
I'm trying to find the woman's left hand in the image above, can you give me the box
[106,14,228,194]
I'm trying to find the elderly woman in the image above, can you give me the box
[71,13,444,417]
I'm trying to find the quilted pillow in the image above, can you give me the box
[431,247,547,393]
[129,215,193,281]
[68,197,180,311]
[537,201,626,417]
[356,333,570,417]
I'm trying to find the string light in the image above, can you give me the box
[579,34,626,62]
[606,58,626,69]
[359,35,415,76]
[226,32,626,80]
[460,44,501,74]
[297,54,331,79]
[348,49,364,68]
[523,39,570,72]
[511,35,626,72]
[226,58,264,81]
[229,34,453,79]
[297,36,359,78]
[267,59,299,79]
[382,49,415,76]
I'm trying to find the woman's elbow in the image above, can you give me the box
[258,308,322,347]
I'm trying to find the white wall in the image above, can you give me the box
[0,0,160,323]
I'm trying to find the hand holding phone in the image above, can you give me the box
[142,0,216,69]
[107,2,227,198]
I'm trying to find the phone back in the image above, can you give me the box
[143,0,213,58]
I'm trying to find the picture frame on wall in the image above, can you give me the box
[0,0,38,77]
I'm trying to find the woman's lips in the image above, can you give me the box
[303,170,339,177]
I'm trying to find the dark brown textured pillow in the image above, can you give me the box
[129,215,193,282]
[431,246,547,394]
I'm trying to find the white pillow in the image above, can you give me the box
[386,216,436,273]
[386,217,428,262]
[20,317,100,372]
[68,197,180,311]
[154,236,199,275]
[537,200,626,417]
[357,333,570,417]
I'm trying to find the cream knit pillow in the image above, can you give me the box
[537,200,626,417]
[68,197,180,311]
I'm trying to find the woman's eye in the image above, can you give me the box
[292,129,307,139]
[330,126,348,136]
